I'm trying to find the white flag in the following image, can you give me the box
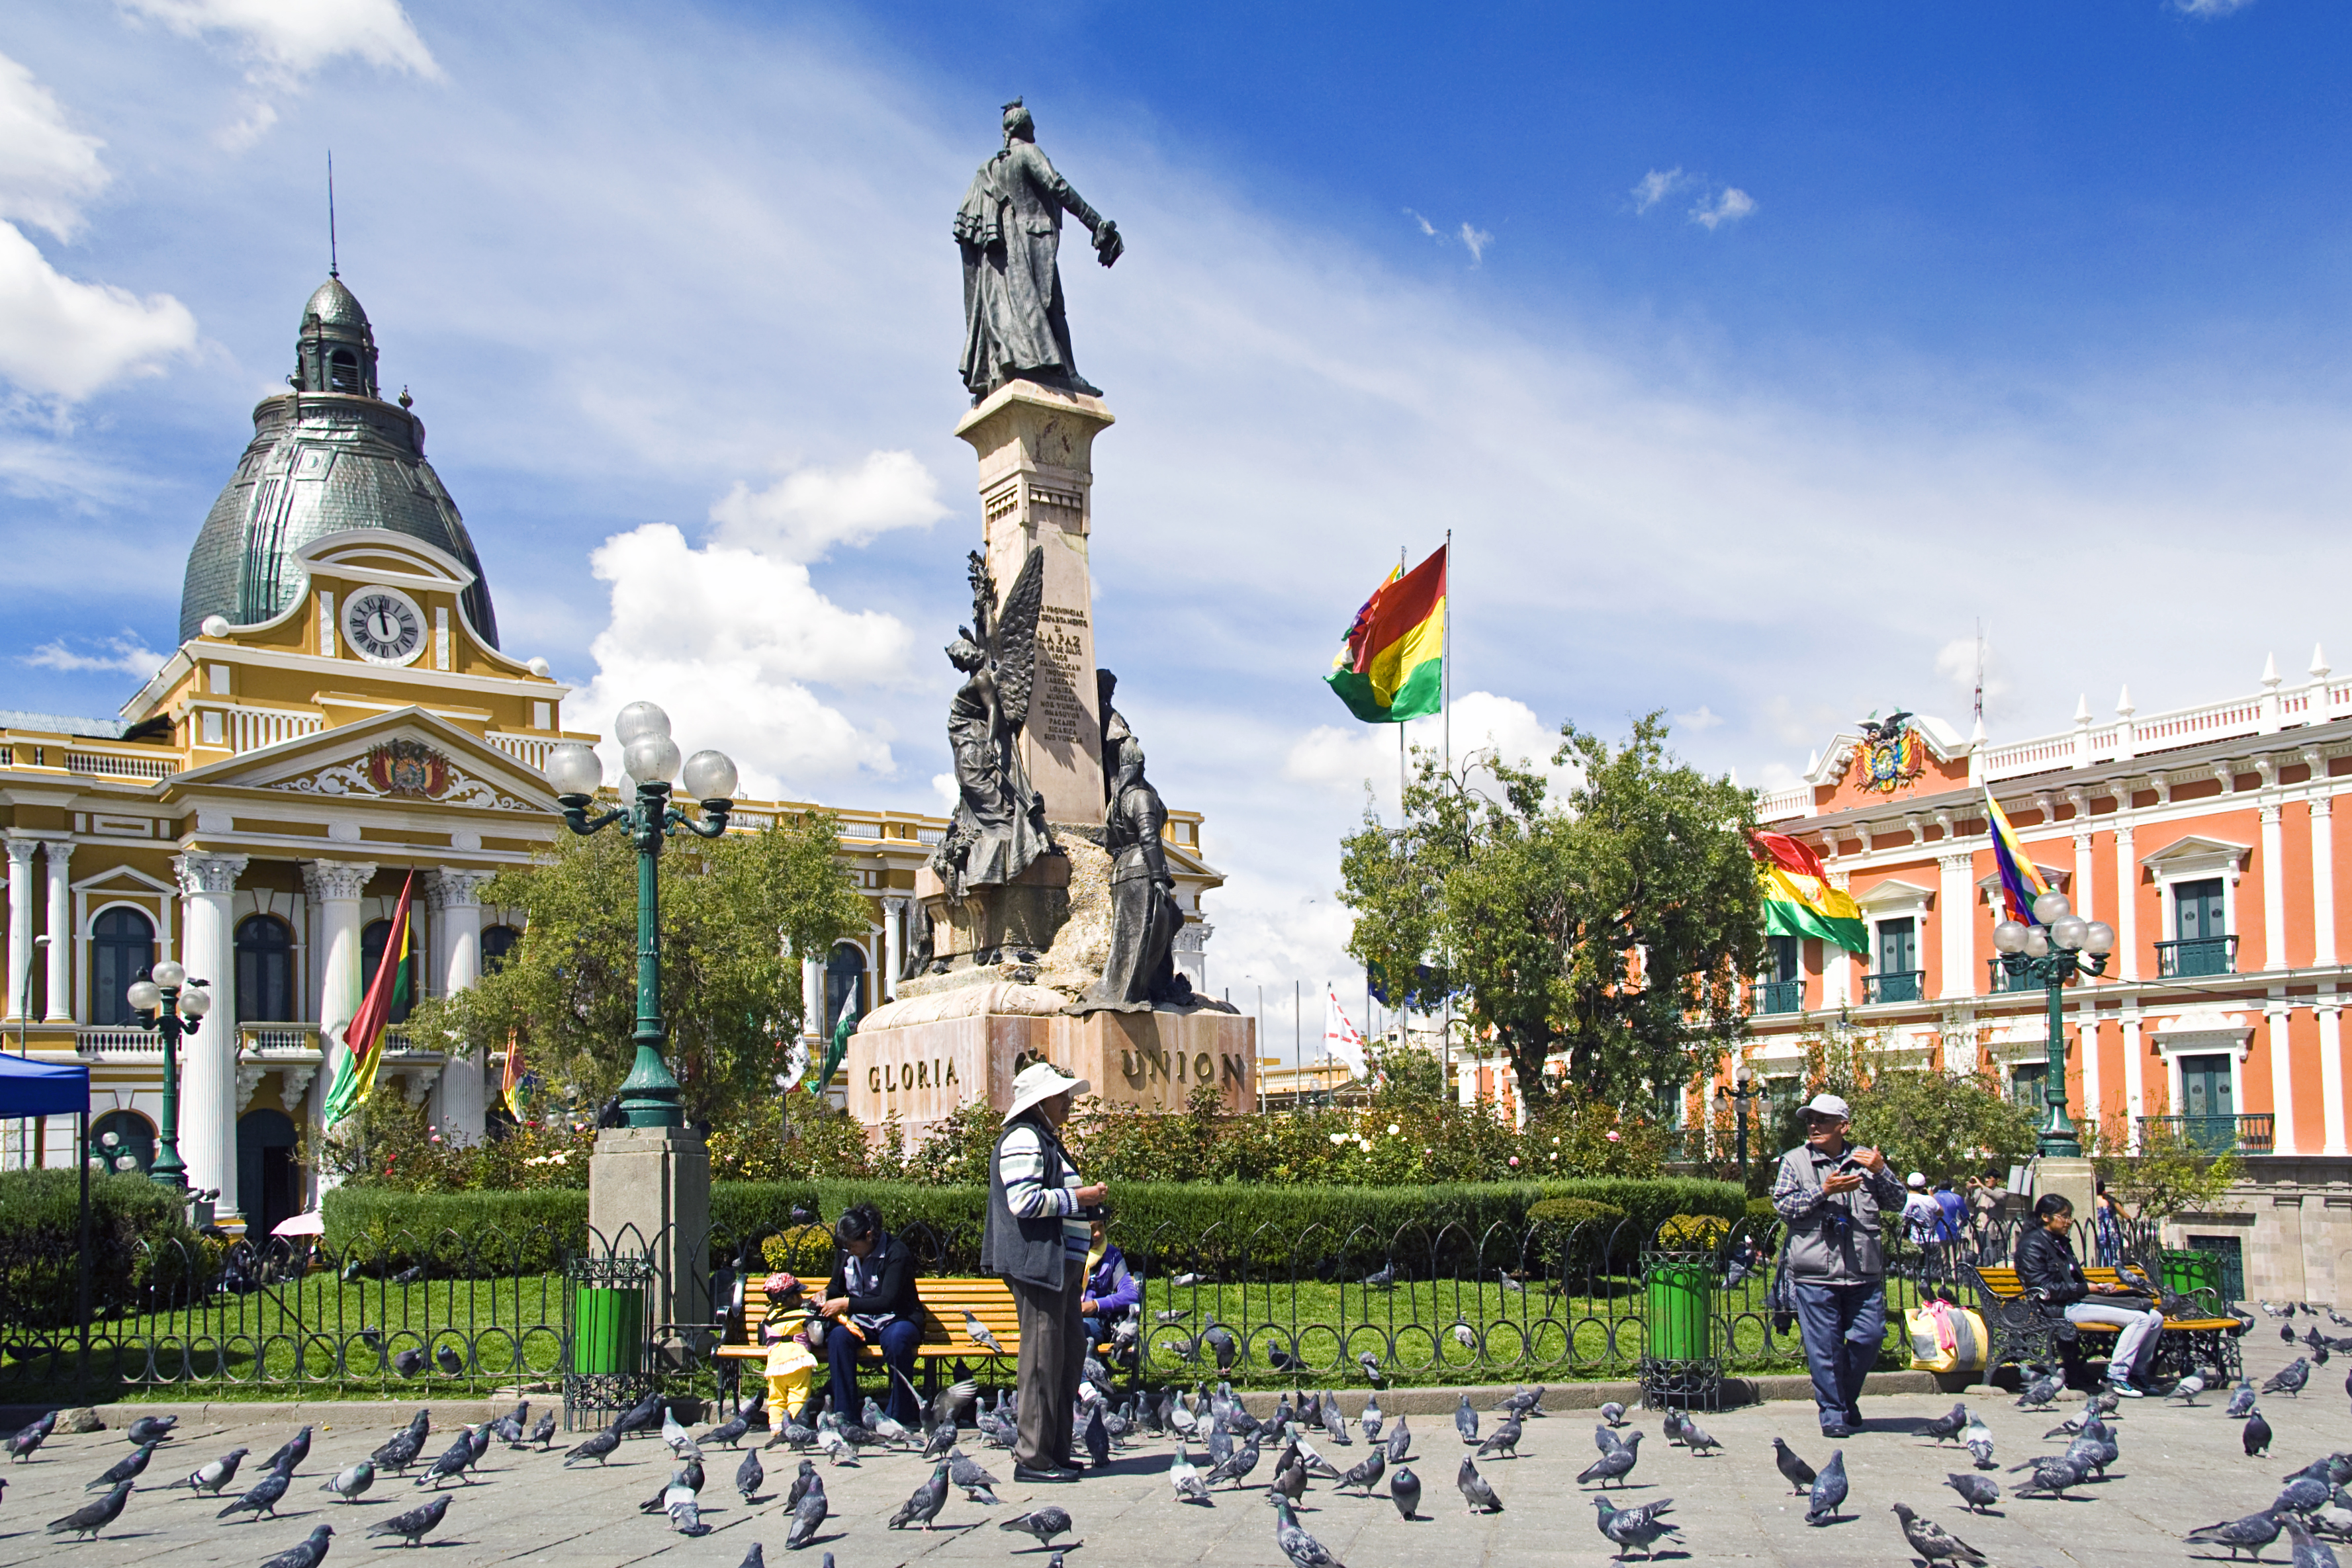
[1324,989,1369,1078]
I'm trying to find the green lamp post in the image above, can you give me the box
[1990,890,2115,1158]
[126,961,210,1188]
[543,703,737,1131]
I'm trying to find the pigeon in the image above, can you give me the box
[1452,1322,1477,1351]
[737,1448,764,1501]
[2226,1383,2260,1418]
[1000,1505,1073,1547]
[1390,1464,1422,1519]
[1169,1442,1211,1504]
[320,1459,375,1503]
[1498,1270,1525,1293]
[126,1414,177,1444]
[1578,1430,1643,1488]
[1893,1501,1988,1565]
[366,1493,451,1547]
[1457,1454,1504,1512]
[1596,1422,1628,1456]
[48,1481,132,1540]
[220,1467,293,1520]
[1268,1448,1306,1504]
[1807,1450,1848,1524]
[703,1413,751,1450]
[392,1349,426,1377]
[2172,1373,2209,1405]
[1363,1263,1396,1290]
[1455,1394,1479,1444]
[1922,1403,1969,1442]
[2250,1411,2279,1458]
[5,1425,45,1461]
[415,1430,477,1487]
[1293,1434,1342,1480]
[259,1522,335,1568]
[2009,1454,2083,1499]
[1171,1272,1202,1288]
[663,1409,695,1452]
[615,1389,667,1434]
[1945,1473,2001,1513]
[950,1450,1000,1504]
[1357,1351,1386,1387]
[2289,1517,2346,1568]
[1661,1407,1688,1445]
[564,1426,621,1465]
[2273,1360,2315,1398]
[525,1411,558,1450]
[463,1423,491,1465]
[669,1491,712,1537]
[2015,1373,2060,1410]
[1339,1446,1386,1493]
[1082,1403,1110,1469]
[1208,1432,1261,1489]
[1594,1496,1680,1561]
[2189,1510,2286,1561]
[786,1471,829,1549]
[181,1447,249,1495]
[1359,1393,1384,1444]
[1600,1401,1628,1428]
[1157,1307,1191,1324]
[1206,1325,1238,1372]
[1773,1437,1817,1494]
[889,1461,952,1530]
[2278,1478,2333,1516]
[434,1346,464,1376]
[392,1265,424,1285]
[1270,1493,1345,1568]
[1501,1387,1546,1420]
[1386,1415,1412,1462]
[89,1442,159,1489]
[1680,1418,1721,1457]
[786,1458,818,1513]
[263,1426,314,1475]
[962,1309,1007,1356]
[373,1424,426,1474]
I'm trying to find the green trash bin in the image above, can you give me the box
[2159,1249,2222,1304]
[573,1286,643,1376]
[1646,1256,1714,1362]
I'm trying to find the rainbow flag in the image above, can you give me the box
[1983,789,2051,923]
[1750,831,1868,955]
[1326,546,1445,723]
[323,871,415,1128]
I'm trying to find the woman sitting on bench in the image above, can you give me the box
[2014,1192,2163,1397]
[819,1202,923,1426]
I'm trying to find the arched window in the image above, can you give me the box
[236,914,296,1023]
[90,907,155,1027]
[328,347,362,393]
[89,1110,155,1176]
[825,942,868,1033]
[481,924,521,974]
[361,919,417,1025]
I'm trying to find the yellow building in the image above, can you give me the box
[0,275,1226,1235]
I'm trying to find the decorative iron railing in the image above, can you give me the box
[1862,970,1923,1004]
[2157,935,2239,977]
[2137,1112,2275,1154]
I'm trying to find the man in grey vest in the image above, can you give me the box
[1771,1092,1905,1437]
[983,1061,1107,1481]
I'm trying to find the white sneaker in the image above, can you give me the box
[2106,1380,2145,1398]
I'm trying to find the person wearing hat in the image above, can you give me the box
[983,1060,1107,1482]
[1899,1171,1942,1246]
[1771,1091,1905,1437]
[755,1272,819,1428]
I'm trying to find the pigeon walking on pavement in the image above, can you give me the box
[1457,1455,1504,1513]
[126,1414,177,1444]
[1390,1464,1422,1519]
[1945,1473,2001,1514]
[950,1450,1001,1504]
[565,1426,622,1466]
[999,1505,1073,1547]
[48,1481,132,1540]
[258,1522,334,1568]
[1600,1401,1628,1427]
[262,1426,313,1475]
[1773,1438,1817,1494]
[1338,1447,1385,1494]
[2188,1510,2286,1561]
[1680,1418,1721,1456]
[2009,1454,2084,1499]
[786,1472,829,1550]
[365,1493,452,1547]
[1476,1416,1522,1459]
[2228,1383,2260,1418]
[1385,1415,1412,1463]
[1578,1430,1642,1489]
[2015,1373,2061,1410]
[2248,1411,2277,1458]
[1893,1502,1988,1565]
[1593,1496,1678,1562]
[1921,1404,1969,1442]
[1806,1450,1848,1524]
[219,1467,293,1521]
[319,1459,375,1503]
[2287,1516,2345,1568]
[179,1447,249,1495]
[1271,1493,1345,1568]
[1455,1395,1478,1445]
[2270,1358,2314,1398]
[88,1442,159,1489]
[737,1448,764,1502]
[889,1461,952,1530]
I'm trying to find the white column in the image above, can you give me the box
[2261,803,2289,974]
[2122,1010,2145,1151]
[2072,829,2096,925]
[2079,998,2102,1138]
[303,860,376,1165]
[801,952,827,1046]
[881,896,906,1002]
[2312,794,2337,968]
[1938,852,1975,999]
[4,838,33,1020]
[175,852,249,1223]
[43,842,72,1021]
[1826,870,1853,1008]
[2319,990,2346,1157]
[2114,823,2140,982]
[426,869,494,1141]
[2269,994,2296,1155]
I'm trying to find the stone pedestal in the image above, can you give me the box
[954,380,1115,824]
[2028,1155,2097,1231]
[588,1126,711,1348]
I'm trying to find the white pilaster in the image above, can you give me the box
[2261,802,2289,974]
[1938,853,1975,999]
[2268,993,2296,1155]
[304,859,376,1169]
[801,953,827,1047]
[426,869,496,1140]
[2319,990,2346,1158]
[2071,827,2096,925]
[42,842,71,1020]
[2312,793,2337,968]
[2114,822,2139,982]
[2079,998,2102,1137]
[174,851,249,1222]
[881,895,906,1003]
[4,839,34,1020]
[1826,869,1853,1008]
[2121,1010,2145,1151]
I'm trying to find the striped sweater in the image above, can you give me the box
[997,1119,1091,1266]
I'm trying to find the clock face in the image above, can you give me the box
[342,587,426,666]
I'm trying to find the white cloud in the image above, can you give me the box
[1674,704,1723,732]
[708,450,947,562]
[1281,691,1578,820]
[122,0,440,145]
[2173,0,2254,14]
[1690,187,1757,230]
[0,222,198,400]
[1458,222,1492,264]
[1402,207,1437,238]
[568,523,913,798]
[22,631,166,676]
[1631,167,1684,213]
[0,53,110,242]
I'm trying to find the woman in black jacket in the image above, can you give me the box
[2013,1193,2163,1395]
[818,1203,923,1424]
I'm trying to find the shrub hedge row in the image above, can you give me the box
[0,1170,199,1324]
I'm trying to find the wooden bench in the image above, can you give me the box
[715,1276,1023,1393]
[1962,1262,2246,1389]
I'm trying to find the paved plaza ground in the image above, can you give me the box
[0,1331,2340,1568]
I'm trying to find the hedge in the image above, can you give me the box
[0,1170,198,1325]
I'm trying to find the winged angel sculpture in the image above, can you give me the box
[931,546,1056,900]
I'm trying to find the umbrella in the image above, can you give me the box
[273,1211,326,1237]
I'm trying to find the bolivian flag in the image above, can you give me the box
[1750,831,1868,955]
[1326,546,1446,723]
[324,871,416,1128]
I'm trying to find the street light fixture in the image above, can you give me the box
[1991,889,2115,1158]
[1714,1063,1762,1184]
[128,961,211,1189]
[543,704,737,1130]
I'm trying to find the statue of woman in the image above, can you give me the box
[931,548,1054,902]
[954,99,1122,401]
[1075,733,1191,1013]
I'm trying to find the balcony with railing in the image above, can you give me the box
[2137,1112,2274,1154]
[1752,979,1804,1015]
[2157,935,2238,978]
[75,1026,160,1059]
[1984,959,2043,994]
[1863,970,1923,1005]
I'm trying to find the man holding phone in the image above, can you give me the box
[1772,1092,1907,1437]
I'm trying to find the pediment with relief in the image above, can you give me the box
[264,739,538,812]
[167,707,559,814]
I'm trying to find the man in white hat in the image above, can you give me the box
[1900,1171,1942,1246]
[981,1060,1107,1482]
[1770,1092,1903,1438]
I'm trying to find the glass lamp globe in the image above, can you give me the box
[2083,920,2116,956]
[623,734,682,785]
[152,959,186,989]
[99,1131,120,1150]
[543,742,604,797]
[681,749,738,802]
[613,701,672,746]
[2024,926,2052,959]
[113,1154,137,1173]
[1991,920,2029,955]
[126,979,161,1012]
[178,984,212,1018]
[2049,915,2089,952]
[2032,890,2071,926]
[1735,1063,1755,1088]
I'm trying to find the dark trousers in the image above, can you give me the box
[825,1317,921,1426]
[1012,1263,1083,1468]
[1791,1279,1885,1428]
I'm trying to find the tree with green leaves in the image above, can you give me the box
[1339,713,1764,1110]
[405,813,870,1128]
[2083,1115,2242,1221]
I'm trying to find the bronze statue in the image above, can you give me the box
[1073,728,1193,1014]
[954,99,1122,401]
[932,547,1055,901]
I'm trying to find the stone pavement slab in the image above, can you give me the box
[0,1332,2333,1568]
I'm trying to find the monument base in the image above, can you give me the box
[588,1126,711,1358]
[2026,1155,2097,1233]
[848,986,1253,1144]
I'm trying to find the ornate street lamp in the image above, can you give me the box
[1714,1063,1762,1182]
[543,704,737,1131]
[127,961,211,1189]
[1991,890,2116,1158]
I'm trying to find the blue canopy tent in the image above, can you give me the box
[0,1052,93,1386]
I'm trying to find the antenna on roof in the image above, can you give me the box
[328,150,339,278]
[1972,618,1986,728]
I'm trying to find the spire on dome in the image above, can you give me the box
[294,276,379,397]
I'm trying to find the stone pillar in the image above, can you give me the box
[588,1126,710,1356]
[2071,826,2096,925]
[953,380,1116,824]
[175,851,249,1223]
[880,896,906,1003]
[2114,823,2139,982]
[303,859,375,1173]
[2121,1010,2145,1151]
[43,842,71,1021]
[2313,794,2337,967]
[2261,803,2289,974]
[1938,852,1974,999]
[2269,994,2296,1156]
[428,869,495,1141]
[801,951,826,1051]
[4,838,33,1020]
[2319,989,2347,1158]
[2079,998,2103,1137]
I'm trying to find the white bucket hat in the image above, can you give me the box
[1007,1060,1089,1121]
[1803,1092,1851,1120]
[1907,1171,1928,1189]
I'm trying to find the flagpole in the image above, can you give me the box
[1397,544,1408,825]
[1441,527,1453,1103]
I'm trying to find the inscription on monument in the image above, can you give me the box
[1032,604,1091,746]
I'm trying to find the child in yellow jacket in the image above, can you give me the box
[758,1272,819,1428]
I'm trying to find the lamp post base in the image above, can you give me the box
[2029,1155,2097,1230]
[588,1125,711,1364]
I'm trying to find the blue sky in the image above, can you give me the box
[3,0,2347,1022]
